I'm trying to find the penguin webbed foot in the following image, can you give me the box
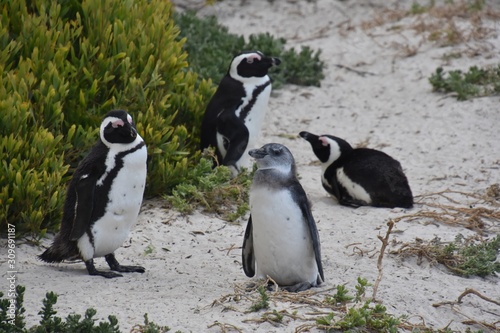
[105,253,145,274]
[339,197,367,208]
[84,259,123,278]
[282,281,313,293]
[244,281,259,292]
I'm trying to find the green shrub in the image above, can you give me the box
[174,11,325,88]
[0,0,214,237]
[393,234,500,277]
[165,152,252,222]
[172,12,244,85]
[448,234,500,277]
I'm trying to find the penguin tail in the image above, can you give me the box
[38,239,79,263]
[38,246,66,263]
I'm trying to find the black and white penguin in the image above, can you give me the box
[39,110,147,278]
[200,51,281,175]
[242,143,324,292]
[299,131,413,208]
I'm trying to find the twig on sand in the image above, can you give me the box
[433,288,500,307]
[372,220,394,301]
[432,288,500,332]
[334,64,376,77]
[207,321,244,333]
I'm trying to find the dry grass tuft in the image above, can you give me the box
[209,279,341,331]
[392,187,500,233]
[389,187,500,277]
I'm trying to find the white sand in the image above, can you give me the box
[5,0,500,332]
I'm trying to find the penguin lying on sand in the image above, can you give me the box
[200,51,281,175]
[242,143,324,292]
[39,110,147,278]
[299,131,413,208]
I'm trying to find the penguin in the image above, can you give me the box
[39,110,147,278]
[299,131,413,208]
[242,143,324,292]
[200,51,281,175]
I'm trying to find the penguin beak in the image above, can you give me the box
[271,57,281,66]
[248,148,267,159]
[261,56,281,67]
[299,131,318,143]
[130,126,137,139]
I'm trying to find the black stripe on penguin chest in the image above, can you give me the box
[91,142,145,225]
[238,80,271,122]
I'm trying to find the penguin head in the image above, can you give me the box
[100,110,138,146]
[249,143,296,175]
[229,51,281,82]
[299,131,352,165]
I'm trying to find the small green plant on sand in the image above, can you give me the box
[429,65,500,100]
[318,278,400,332]
[409,1,431,15]
[131,314,172,333]
[249,286,270,312]
[316,302,400,333]
[325,284,353,305]
[0,286,170,333]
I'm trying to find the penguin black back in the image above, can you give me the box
[39,143,109,263]
[300,131,413,208]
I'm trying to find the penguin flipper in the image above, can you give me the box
[242,215,255,277]
[216,108,249,169]
[293,183,324,283]
[323,166,343,203]
[69,173,97,241]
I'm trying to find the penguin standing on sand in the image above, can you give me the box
[242,143,324,292]
[200,51,281,175]
[299,131,413,208]
[39,110,147,278]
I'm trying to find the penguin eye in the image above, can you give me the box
[319,137,329,147]
[271,147,282,155]
[246,54,262,64]
[111,119,125,128]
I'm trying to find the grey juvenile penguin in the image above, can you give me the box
[200,51,281,175]
[300,131,413,208]
[242,143,324,292]
[39,110,147,278]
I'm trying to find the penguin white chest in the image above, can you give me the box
[241,83,271,141]
[250,187,318,286]
[91,145,147,257]
[234,82,272,169]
